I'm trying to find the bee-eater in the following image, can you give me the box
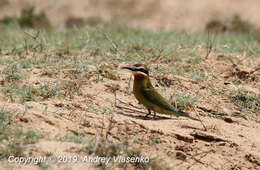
[122,64,199,121]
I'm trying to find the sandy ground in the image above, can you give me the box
[0,51,259,169]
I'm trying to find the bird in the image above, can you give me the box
[122,63,199,121]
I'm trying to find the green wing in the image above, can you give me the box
[142,88,199,121]
[142,88,174,111]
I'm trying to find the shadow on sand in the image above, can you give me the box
[116,111,172,120]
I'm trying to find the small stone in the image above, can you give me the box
[218,142,226,146]
[223,116,234,123]
[176,151,187,161]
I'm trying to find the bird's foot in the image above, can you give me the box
[145,109,151,118]
[144,114,151,120]
[152,112,157,120]
[145,113,150,117]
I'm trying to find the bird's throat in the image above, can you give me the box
[134,74,146,80]
[133,75,150,90]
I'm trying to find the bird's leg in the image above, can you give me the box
[153,111,157,119]
[145,109,151,117]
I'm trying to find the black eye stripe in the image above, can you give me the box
[135,68,148,75]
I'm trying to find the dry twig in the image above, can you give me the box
[192,106,207,131]
[24,30,42,51]
[205,31,216,59]
[187,149,215,169]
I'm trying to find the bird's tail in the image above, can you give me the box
[171,108,199,121]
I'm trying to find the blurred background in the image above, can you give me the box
[0,0,260,32]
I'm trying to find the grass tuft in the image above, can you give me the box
[60,134,87,144]
[0,109,43,159]
[231,89,260,118]
[171,92,198,111]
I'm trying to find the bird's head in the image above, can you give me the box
[122,64,149,79]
